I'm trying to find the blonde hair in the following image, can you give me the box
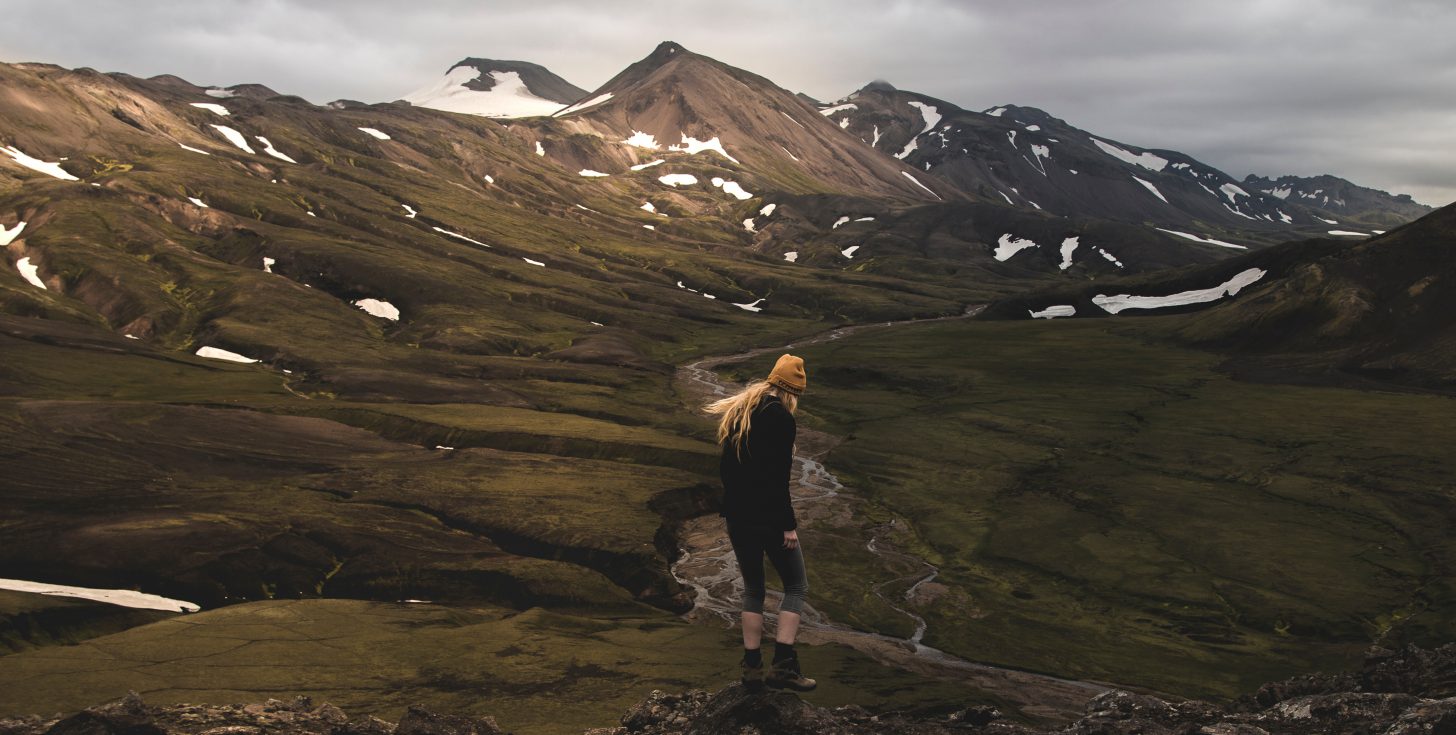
[705,380,798,455]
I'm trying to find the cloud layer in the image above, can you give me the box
[3,0,1452,205]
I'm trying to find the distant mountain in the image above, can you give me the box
[1243,173,1432,226]
[402,58,587,118]
[821,82,1423,240]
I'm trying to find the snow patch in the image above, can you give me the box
[986,107,1007,117]
[759,203,777,217]
[1093,268,1267,314]
[783,251,798,263]
[630,159,665,171]
[262,256,275,273]
[622,131,659,149]
[733,299,765,312]
[832,216,850,229]
[780,112,806,129]
[819,103,858,116]
[1092,138,1168,171]
[1133,176,1169,203]
[841,245,860,259]
[554,92,614,116]
[254,136,296,163]
[1097,247,1124,268]
[1328,230,1370,237]
[1029,305,1076,319]
[658,174,698,187]
[402,204,417,218]
[579,169,609,177]
[210,125,255,153]
[0,578,199,613]
[204,88,235,99]
[534,141,545,156]
[432,226,490,247]
[743,219,757,233]
[1059,236,1079,270]
[189,102,229,116]
[178,143,211,155]
[670,135,739,164]
[894,136,918,160]
[1219,183,1249,202]
[710,178,753,200]
[358,127,391,140]
[1,145,79,180]
[187,196,208,208]
[522,258,545,267]
[16,257,45,289]
[1155,228,1247,250]
[994,234,1038,261]
[1,221,27,246]
[901,172,941,199]
[640,202,657,214]
[1314,215,1338,225]
[196,346,258,364]
[354,298,400,320]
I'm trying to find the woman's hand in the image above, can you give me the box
[783,530,800,550]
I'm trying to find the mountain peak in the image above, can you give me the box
[861,79,897,93]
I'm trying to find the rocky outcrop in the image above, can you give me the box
[5,645,1456,735]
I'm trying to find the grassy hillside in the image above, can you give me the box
[780,316,1455,698]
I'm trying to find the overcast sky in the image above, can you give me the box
[4,0,1452,206]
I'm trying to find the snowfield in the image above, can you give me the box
[554,92,614,117]
[710,177,753,200]
[658,174,698,187]
[623,131,660,149]
[1,145,79,180]
[1059,236,1079,270]
[210,125,255,153]
[1093,268,1267,314]
[196,346,259,364]
[16,257,45,289]
[405,67,567,118]
[1155,228,1247,250]
[189,102,229,116]
[1,221,26,246]
[1133,176,1169,203]
[670,135,739,164]
[1093,138,1168,171]
[994,234,1038,261]
[0,578,200,613]
[255,136,298,163]
[354,298,400,320]
[1029,305,1076,319]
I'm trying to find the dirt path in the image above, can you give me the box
[670,307,1109,722]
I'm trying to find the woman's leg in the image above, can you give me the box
[727,523,769,649]
[764,541,809,643]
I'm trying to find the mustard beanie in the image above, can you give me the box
[766,353,806,395]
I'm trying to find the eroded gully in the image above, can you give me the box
[670,307,1109,721]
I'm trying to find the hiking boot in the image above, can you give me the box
[741,658,765,692]
[766,657,817,692]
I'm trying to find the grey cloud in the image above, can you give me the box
[1,0,1451,205]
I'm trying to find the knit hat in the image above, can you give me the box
[766,353,806,395]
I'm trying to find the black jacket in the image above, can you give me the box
[719,394,797,531]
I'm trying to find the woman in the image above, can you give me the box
[704,353,815,692]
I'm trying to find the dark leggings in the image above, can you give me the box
[728,521,809,614]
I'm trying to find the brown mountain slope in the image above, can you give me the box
[541,42,962,201]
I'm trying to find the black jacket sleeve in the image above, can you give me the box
[749,401,798,531]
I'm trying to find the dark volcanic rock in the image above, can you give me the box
[4,645,1456,734]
